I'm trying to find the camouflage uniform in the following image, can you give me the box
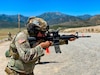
[5,17,46,75]
[5,17,67,75]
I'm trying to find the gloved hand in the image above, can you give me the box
[68,37,76,41]
[39,41,52,48]
[68,34,76,41]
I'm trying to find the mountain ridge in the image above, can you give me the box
[0,12,100,28]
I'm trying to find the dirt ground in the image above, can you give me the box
[0,33,100,75]
[0,41,10,75]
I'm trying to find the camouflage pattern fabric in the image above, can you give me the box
[27,17,48,31]
[5,50,11,57]
[5,66,34,75]
[6,30,45,74]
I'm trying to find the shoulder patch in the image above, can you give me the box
[18,39,26,44]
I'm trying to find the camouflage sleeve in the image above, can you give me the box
[15,32,44,63]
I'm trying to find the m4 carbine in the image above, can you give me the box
[28,30,91,53]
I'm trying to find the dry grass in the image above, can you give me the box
[61,25,100,33]
[0,28,25,40]
[0,25,100,40]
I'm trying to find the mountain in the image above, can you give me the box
[77,14,92,20]
[88,15,100,25]
[0,14,28,28]
[37,12,81,25]
[37,12,100,28]
[56,15,100,28]
[0,12,100,28]
[0,14,28,23]
[37,12,66,20]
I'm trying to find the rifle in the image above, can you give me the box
[28,30,91,53]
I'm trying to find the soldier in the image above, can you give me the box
[5,17,76,75]
[5,17,52,75]
[8,32,12,41]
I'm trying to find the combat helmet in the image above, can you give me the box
[26,17,49,34]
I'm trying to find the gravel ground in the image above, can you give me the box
[0,33,100,75]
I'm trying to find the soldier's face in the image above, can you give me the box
[36,31,46,37]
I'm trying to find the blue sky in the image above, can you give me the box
[0,0,100,17]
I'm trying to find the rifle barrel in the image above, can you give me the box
[78,36,91,38]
